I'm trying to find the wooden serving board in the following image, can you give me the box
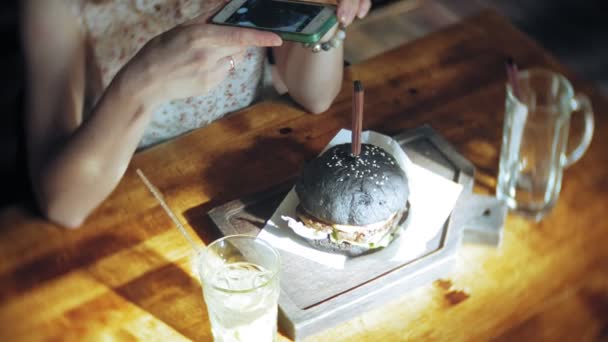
[208,126,506,340]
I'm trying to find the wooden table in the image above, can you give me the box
[1,10,607,341]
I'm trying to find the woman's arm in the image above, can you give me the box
[22,1,282,228]
[272,25,343,114]
[22,0,159,227]
[272,0,371,114]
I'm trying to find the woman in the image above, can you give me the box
[21,0,370,228]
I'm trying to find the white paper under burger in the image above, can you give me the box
[258,130,462,269]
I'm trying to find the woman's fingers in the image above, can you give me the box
[215,51,247,73]
[357,0,371,18]
[337,0,359,26]
[203,47,245,63]
[181,24,282,47]
[207,25,283,47]
[198,51,246,89]
[177,51,246,98]
[173,47,244,79]
[338,0,371,24]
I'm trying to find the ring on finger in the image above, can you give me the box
[228,56,236,72]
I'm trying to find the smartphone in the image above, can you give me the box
[212,0,337,44]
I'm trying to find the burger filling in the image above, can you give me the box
[294,205,406,248]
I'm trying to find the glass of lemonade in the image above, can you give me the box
[197,235,281,342]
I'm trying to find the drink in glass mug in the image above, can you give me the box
[197,235,280,342]
[497,68,594,220]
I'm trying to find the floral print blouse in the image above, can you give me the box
[70,0,267,148]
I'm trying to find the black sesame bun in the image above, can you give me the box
[293,143,410,256]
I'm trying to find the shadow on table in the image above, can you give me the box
[183,133,317,245]
[110,253,211,341]
[0,227,211,340]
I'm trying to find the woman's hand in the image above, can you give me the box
[337,0,372,26]
[119,20,282,110]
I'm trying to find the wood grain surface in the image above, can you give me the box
[1,10,607,341]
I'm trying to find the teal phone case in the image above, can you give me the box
[277,14,337,44]
[212,3,337,44]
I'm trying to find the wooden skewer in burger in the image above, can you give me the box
[293,81,411,257]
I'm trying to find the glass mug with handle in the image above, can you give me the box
[496,68,594,220]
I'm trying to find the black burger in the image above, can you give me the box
[293,143,410,256]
